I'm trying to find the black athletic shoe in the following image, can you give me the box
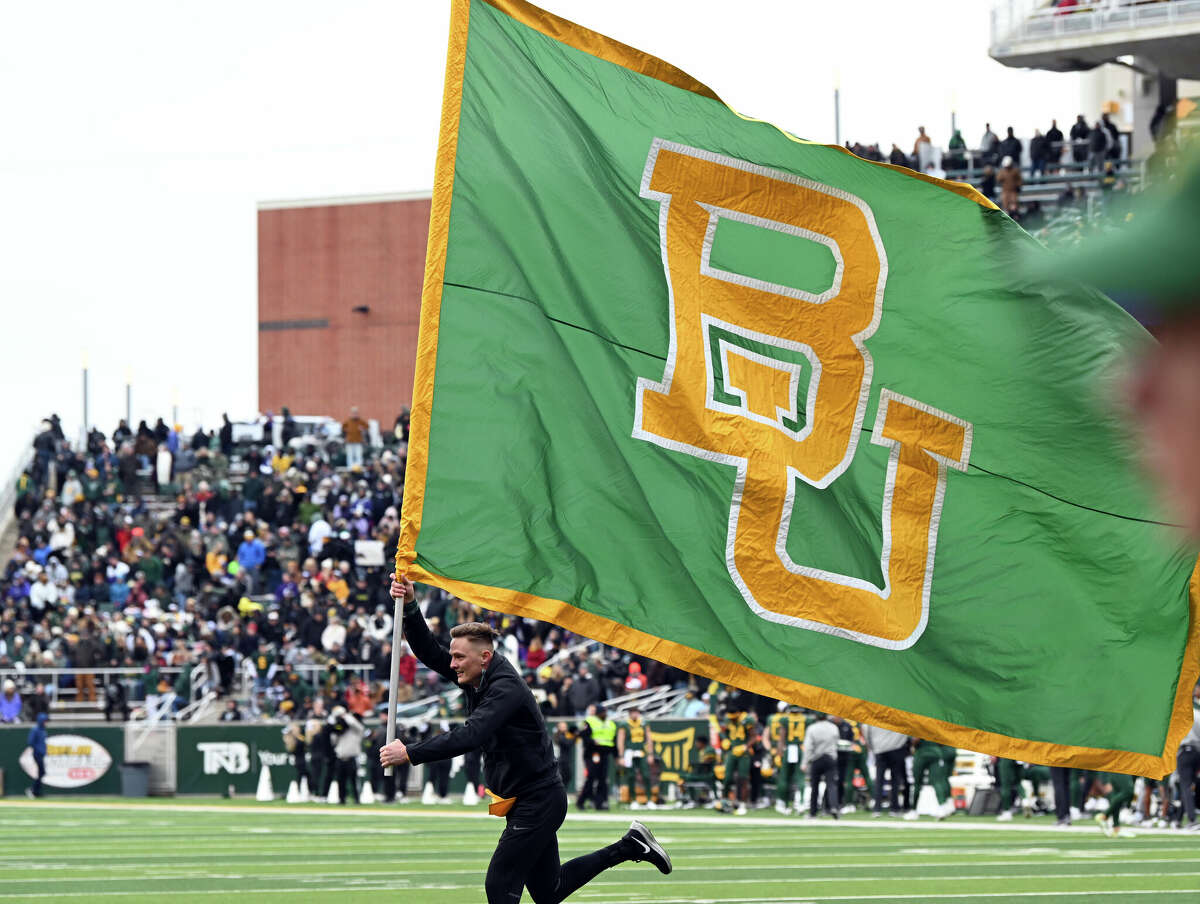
[623,820,672,874]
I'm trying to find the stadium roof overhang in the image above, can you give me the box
[990,22,1200,79]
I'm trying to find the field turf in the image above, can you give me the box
[1,799,1198,902]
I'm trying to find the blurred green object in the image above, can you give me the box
[1033,153,1200,311]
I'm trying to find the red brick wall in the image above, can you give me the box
[257,196,430,428]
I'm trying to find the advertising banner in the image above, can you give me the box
[0,725,125,795]
[177,725,296,795]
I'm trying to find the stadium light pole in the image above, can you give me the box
[125,368,132,428]
[833,69,841,146]
[82,350,89,442]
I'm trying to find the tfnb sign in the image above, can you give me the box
[197,742,250,775]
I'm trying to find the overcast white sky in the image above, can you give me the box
[0,0,1080,481]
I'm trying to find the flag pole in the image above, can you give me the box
[384,590,405,777]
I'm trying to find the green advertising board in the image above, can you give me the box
[176,725,299,795]
[0,725,125,796]
[175,718,711,798]
[0,716,712,798]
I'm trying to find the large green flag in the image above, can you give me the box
[400,0,1199,774]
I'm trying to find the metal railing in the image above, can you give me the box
[174,689,220,724]
[601,685,691,719]
[541,637,601,670]
[391,690,458,723]
[0,661,376,711]
[992,0,1200,49]
[946,153,1119,181]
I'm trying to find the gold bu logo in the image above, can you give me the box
[634,140,973,650]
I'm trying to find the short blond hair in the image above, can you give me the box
[450,622,497,648]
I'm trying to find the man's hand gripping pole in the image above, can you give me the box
[384,571,413,777]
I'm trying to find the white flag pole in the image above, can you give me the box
[384,590,405,777]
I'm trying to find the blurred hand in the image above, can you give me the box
[379,739,409,767]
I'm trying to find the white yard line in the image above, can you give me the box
[0,801,1184,835]
[0,888,395,899]
[3,857,1197,873]
[576,892,1200,904]
[6,869,1200,886]
[4,889,1199,902]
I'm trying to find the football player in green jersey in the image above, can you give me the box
[768,702,807,814]
[719,708,757,815]
[618,707,655,809]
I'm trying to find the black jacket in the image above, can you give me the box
[403,610,559,798]
[998,136,1022,163]
[1029,134,1047,163]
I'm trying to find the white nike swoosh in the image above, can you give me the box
[634,838,650,855]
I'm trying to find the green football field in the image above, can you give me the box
[1,799,1199,902]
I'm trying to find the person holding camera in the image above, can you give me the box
[329,704,365,804]
[306,699,335,799]
[380,575,672,904]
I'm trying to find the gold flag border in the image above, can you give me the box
[397,0,1200,776]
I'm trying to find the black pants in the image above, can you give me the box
[293,755,309,793]
[808,754,838,815]
[369,760,398,802]
[1076,769,1096,809]
[486,780,630,904]
[556,746,573,790]
[429,759,451,798]
[1178,745,1200,825]
[465,749,483,791]
[874,747,907,813]
[835,750,849,801]
[1050,767,1071,821]
[335,757,358,804]
[578,748,612,809]
[311,756,333,798]
[749,759,764,803]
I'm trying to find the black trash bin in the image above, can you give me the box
[119,762,151,797]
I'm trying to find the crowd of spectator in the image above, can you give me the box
[839,106,1188,232]
[845,112,1128,179]
[0,410,708,733]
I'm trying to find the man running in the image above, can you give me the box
[379,575,671,903]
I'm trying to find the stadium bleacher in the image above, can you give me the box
[0,412,687,727]
[843,112,1152,229]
